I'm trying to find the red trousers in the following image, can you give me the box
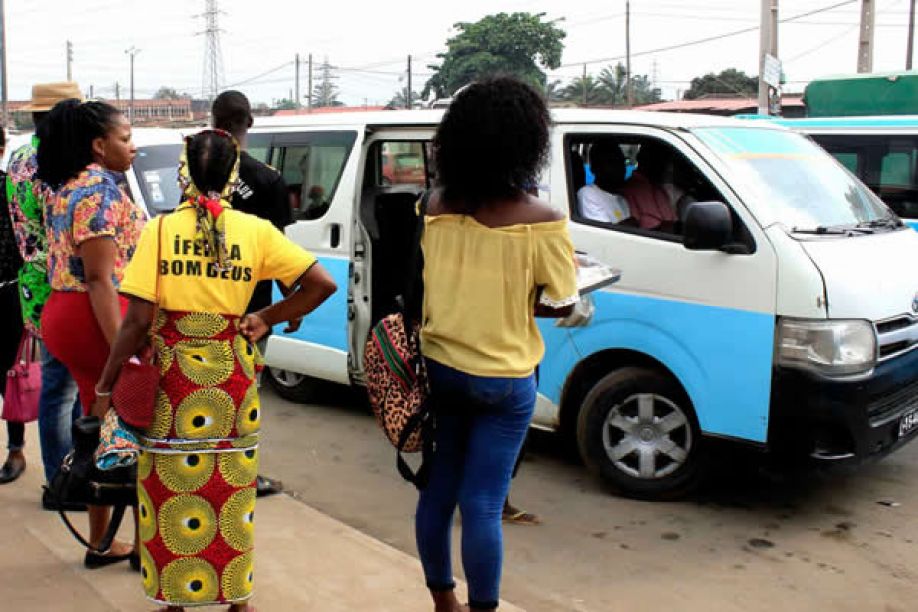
[42,291,128,414]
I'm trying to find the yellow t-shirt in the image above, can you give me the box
[420,215,578,378]
[120,204,316,315]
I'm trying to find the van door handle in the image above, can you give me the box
[330,223,341,248]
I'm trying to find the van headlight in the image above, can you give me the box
[776,318,877,377]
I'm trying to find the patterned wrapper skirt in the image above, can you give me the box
[137,310,263,607]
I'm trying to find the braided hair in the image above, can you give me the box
[35,99,122,189]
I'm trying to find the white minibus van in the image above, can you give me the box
[136,110,918,499]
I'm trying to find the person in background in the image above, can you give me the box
[577,142,633,225]
[5,82,83,505]
[415,77,578,612]
[211,89,297,498]
[0,126,28,484]
[619,142,678,232]
[37,98,143,567]
[93,129,336,611]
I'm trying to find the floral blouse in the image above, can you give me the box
[46,164,146,292]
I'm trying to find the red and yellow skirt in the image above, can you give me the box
[137,310,263,607]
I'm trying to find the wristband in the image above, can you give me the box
[94,386,113,397]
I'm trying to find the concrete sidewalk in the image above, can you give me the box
[0,427,524,611]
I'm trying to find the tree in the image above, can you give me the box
[423,12,566,99]
[559,63,662,107]
[544,79,565,104]
[562,75,607,106]
[684,68,757,100]
[386,88,421,109]
[153,86,186,100]
[311,58,343,108]
[273,98,296,111]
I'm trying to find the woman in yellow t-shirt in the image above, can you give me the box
[415,78,578,612]
[93,130,336,612]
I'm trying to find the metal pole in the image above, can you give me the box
[758,0,770,115]
[307,53,313,110]
[770,0,780,115]
[125,47,140,123]
[907,0,916,70]
[295,53,301,109]
[625,0,633,108]
[66,41,73,81]
[407,55,412,109]
[857,0,875,73]
[0,0,7,129]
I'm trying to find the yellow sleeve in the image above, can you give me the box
[119,219,162,302]
[258,220,317,287]
[535,226,578,307]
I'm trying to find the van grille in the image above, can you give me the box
[876,315,918,361]
[867,378,918,426]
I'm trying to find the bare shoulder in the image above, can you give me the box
[521,196,565,223]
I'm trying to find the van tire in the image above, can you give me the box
[576,367,706,500]
[266,368,320,403]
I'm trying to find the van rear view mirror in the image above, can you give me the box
[683,201,732,251]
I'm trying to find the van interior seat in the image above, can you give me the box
[371,187,424,323]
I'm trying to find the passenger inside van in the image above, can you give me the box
[620,142,679,232]
[577,142,634,225]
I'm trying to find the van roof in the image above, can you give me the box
[131,127,188,146]
[773,115,918,131]
[252,108,781,132]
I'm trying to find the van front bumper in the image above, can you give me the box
[769,347,918,462]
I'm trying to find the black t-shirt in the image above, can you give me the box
[232,151,294,313]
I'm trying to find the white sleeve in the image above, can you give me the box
[578,186,614,223]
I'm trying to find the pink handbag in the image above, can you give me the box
[3,332,41,423]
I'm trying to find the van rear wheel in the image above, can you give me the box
[266,368,320,403]
[576,367,705,500]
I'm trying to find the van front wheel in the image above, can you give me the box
[576,367,705,500]
[266,368,319,403]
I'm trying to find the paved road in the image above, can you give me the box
[258,383,918,612]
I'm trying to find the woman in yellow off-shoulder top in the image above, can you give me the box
[414,77,578,612]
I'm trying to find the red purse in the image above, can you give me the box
[2,332,41,423]
[112,216,163,430]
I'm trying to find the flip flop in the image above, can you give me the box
[502,509,541,525]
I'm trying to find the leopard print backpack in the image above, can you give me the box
[363,191,432,488]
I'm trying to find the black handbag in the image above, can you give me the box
[45,416,137,553]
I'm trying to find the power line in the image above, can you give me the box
[561,0,859,68]
[198,0,225,101]
[225,61,294,89]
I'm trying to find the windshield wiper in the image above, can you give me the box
[855,216,903,230]
[790,225,872,235]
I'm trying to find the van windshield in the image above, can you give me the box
[694,127,894,233]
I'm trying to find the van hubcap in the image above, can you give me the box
[601,393,692,479]
[269,368,305,388]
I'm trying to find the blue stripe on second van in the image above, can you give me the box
[906,220,918,232]
[271,256,350,351]
[537,291,775,444]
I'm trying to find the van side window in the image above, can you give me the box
[273,131,357,221]
[566,135,723,239]
[811,134,918,219]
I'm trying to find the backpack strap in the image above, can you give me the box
[396,405,434,489]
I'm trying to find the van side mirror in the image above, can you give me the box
[683,201,732,251]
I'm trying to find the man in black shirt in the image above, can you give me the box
[213,90,297,497]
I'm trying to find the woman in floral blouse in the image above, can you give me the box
[36,99,145,568]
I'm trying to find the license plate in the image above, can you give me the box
[899,408,918,438]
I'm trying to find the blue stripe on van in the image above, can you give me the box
[907,220,918,232]
[271,256,350,351]
[537,292,775,443]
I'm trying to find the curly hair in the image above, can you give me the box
[433,76,550,210]
[36,99,122,189]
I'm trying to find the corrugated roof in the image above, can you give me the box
[635,97,803,113]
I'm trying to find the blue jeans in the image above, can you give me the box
[415,360,536,610]
[38,344,81,483]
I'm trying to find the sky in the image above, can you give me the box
[5,0,914,107]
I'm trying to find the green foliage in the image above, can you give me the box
[559,63,661,107]
[387,89,421,109]
[153,86,186,100]
[311,58,343,108]
[273,98,297,110]
[423,12,566,99]
[684,68,757,100]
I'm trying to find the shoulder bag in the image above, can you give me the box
[2,331,41,423]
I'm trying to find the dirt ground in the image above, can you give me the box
[259,384,918,612]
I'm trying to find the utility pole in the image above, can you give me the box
[307,53,313,110]
[295,53,301,109]
[125,47,140,123]
[582,63,587,106]
[0,0,7,128]
[89,84,94,99]
[907,0,916,70]
[66,40,73,81]
[115,82,120,101]
[406,54,412,109]
[758,0,779,115]
[625,0,633,108]
[857,0,875,73]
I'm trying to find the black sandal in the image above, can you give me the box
[84,549,133,569]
